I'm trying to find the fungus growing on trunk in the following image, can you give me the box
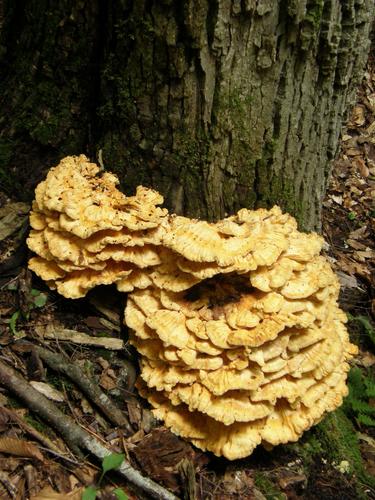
[27,156,357,460]
[27,155,168,298]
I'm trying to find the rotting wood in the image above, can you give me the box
[0,359,178,500]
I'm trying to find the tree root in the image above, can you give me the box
[34,345,133,434]
[0,359,178,500]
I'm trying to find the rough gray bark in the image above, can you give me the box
[0,1,373,229]
[98,0,373,229]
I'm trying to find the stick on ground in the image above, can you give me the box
[34,345,133,434]
[0,359,178,500]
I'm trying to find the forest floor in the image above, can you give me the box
[0,67,374,500]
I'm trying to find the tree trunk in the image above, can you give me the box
[0,1,373,230]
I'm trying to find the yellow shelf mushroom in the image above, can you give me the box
[27,156,357,460]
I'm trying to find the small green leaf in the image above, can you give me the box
[9,310,20,335]
[113,488,129,500]
[81,486,97,500]
[102,453,125,474]
[358,414,375,427]
[347,211,356,220]
[33,293,47,308]
[30,288,40,296]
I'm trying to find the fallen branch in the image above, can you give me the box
[35,325,124,350]
[34,345,133,434]
[0,359,177,500]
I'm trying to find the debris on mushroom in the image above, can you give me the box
[27,157,357,460]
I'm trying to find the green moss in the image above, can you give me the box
[168,130,210,216]
[0,0,98,198]
[287,432,324,466]
[305,0,324,28]
[24,414,49,434]
[6,396,24,409]
[286,409,374,498]
[46,372,74,393]
[299,0,324,50]
[254,138,308,227]
[254,472,285,500]
[308,410,374,495]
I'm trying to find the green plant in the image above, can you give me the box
[29,288,48,309]
[314,409,375,496]
[343,367,375,427]
[9,310,20,335]
[254,472,285,499]
[81,453,128,500]
[347,314,375,348]
[8,288,48,335]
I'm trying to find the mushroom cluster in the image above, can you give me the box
[27,155,168,298]
[127,212,356,459]
[27,156,357,460]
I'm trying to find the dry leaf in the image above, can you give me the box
[30,486,84,500]
[29,381,64,402]
[352,157,369,177]
[0,438,44,461]
[99,370,117,391]
[0,470,18,498]
[346,239,368,251]
[336,271,358,289]
[330,195,343,205]
[0,202,30,241]
[354,248,375,261]
[357,433,375,449]
[81,398,94,415]
[356,350,375,368]
[342,134,352,141]
[366,120,375,134]
[351,105,366,126]
[345,148,361,157]
[349,225,368,240]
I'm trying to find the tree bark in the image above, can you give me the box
[0,1,373,229]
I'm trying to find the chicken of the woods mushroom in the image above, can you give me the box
[27,155,357,460]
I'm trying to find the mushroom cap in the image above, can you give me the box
[27,156,170,298]
[34,155,168,238]
[127,250,356,460]
[137,355,350,460]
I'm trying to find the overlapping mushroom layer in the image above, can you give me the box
[127,258,356,459]
[27,155,168,298]
[27,156,357,460]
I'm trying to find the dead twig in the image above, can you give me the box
[35,325,124,350]
[0,359,178,500]
[34,345,133,433]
